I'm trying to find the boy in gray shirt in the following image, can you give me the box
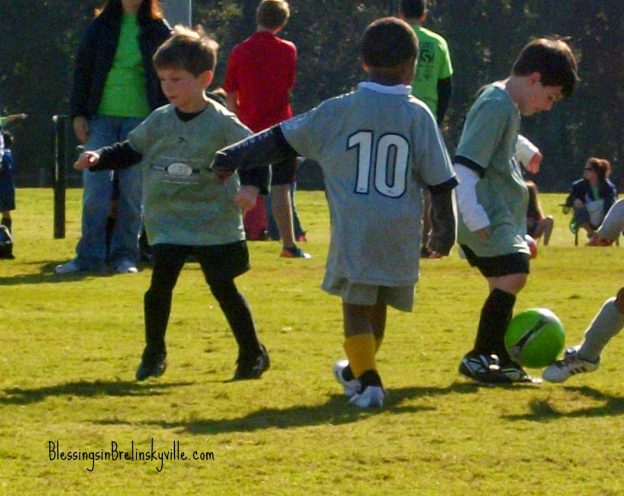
[213,17,457,408]
[74,26,270,382]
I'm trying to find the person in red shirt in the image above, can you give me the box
[224,0,310,258]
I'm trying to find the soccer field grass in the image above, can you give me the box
[1,189,623,495]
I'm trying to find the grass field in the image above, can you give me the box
[1,189,623,495]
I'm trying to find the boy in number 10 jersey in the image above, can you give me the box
[212,17,457,408]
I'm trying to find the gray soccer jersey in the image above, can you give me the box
[455,84,529,257]
[129,101,251,246]
[281,82,455,286]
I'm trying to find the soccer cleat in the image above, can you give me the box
[233,344,270,380]
[332,359,360,398]
[498,360,541,384]
[135,353,167,381]
[280,246,312,259]
[349,385,386,408]
[586,235,614,247]
[458,351,511,384]
[542,346,599,383]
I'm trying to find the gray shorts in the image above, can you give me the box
[322,272,415,312]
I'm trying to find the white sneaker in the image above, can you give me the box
[54,260,82,274]
[115,260,138,274]
[349,385,386,408]
[543,346,599,383]
[332,359,360,398]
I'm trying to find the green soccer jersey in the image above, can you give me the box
[281,82,455,287]
[410,25,453,116]
[455,83,529,257]
[128,101,251,246]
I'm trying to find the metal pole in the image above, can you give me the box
[161,0,192,26]
[52,115,66,239]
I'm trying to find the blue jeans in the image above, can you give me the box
[74,115,143,271]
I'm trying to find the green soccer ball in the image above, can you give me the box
[505,308,565,368]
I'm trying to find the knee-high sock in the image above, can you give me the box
[344,333,376,378]
[474,288,516,359]
[579,297,624,362]
[1,217,12,233]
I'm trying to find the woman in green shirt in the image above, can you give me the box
[56,0,170,275]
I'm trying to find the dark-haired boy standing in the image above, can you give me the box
[213,17,457,408]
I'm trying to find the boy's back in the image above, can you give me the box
[224,32,296,132]
[281,82,452,285]
[411,25,452,115]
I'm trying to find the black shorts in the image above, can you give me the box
[460,244,530,278]
[271,157,297,186]
[151,241,250,285]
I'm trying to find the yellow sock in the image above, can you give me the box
[344,333,376,378]
[374,337,383,354]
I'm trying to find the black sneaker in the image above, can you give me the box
[458,351,510,384]
[233,344,270,380]
[135,353,167,381]
[499,359,541,383]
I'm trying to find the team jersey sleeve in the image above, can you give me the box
[454,99,510,176]
[127,113,154,155]
[279,101,332,161]
[221,112,270,193]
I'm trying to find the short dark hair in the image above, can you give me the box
[512,37,579,98]
[256,0,289,30]
[400,0,427,19]
[362,17,418,69]
[153,25,219,75]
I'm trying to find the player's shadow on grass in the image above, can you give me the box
[96,382,480,434]
[502,386,624,421]
[0,379,193,405]
[0,262,115,285]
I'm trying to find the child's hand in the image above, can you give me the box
[234,185,259,212]
[74,151,100,171]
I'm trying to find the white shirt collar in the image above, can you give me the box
[358,82,412,95]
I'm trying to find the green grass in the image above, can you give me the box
[1,189,623,495]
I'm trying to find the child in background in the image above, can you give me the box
[0,131,16,259]
[74,26,270,382]
[454,37,578,384]
[213,17,457,408]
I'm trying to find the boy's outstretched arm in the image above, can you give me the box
[74,140,143,172]
[212,125,299,182]
[427,178,458,257]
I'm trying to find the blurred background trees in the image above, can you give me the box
[1,0,622,190]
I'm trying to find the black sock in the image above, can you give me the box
[1,217,12,233]
[474,288,516,359]
[359,370,383,389]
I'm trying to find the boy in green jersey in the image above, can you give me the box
[74,26,270,382]
[454,37,578,384]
